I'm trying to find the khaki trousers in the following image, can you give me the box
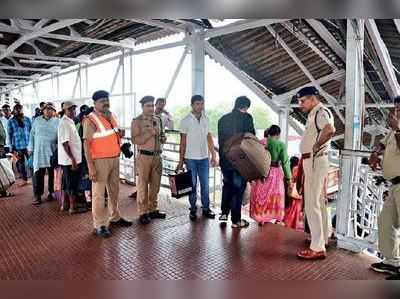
[92,157,121,229]
[137,154,162,215]
[378,184,400,267]
[303,155,330,252]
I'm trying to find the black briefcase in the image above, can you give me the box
[169,170,195,198]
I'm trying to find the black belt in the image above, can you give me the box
[391,176,400,185]
[271,161,280,167]
[139,149,162,156]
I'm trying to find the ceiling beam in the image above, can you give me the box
[366,19,400,98]
[305,19,346,61]
[205,41,304,136]
[2,52,89,64]
[306,19,387,121]
[271,70,345,105]
[0,65,57,73]
[0,22,136,50]
[19,59,69,66]
[266,25,346,124]
[0,19,82,61]
[281,22,338,70]
[204,19,289,39]
[130,19,186,33]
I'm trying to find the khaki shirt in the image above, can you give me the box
[299,103,334,154]
[131,114,163,151]
[382,124,400,180]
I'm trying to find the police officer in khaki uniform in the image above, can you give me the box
[296,86,335,260]
[369,96,400,279]
[131,96,167,225]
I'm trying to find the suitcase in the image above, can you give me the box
[224,133,271,181]
[169,170,195,198]
[0,158,15,191]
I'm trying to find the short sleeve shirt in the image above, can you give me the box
[58,115,82,166]
[382,122,400,179]
[299,103,334,154]
[180,113,210,160]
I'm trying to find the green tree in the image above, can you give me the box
[250,106,273,131]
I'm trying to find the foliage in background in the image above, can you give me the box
[171,103,274,139]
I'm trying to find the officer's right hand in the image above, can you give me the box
[89,166,97,182]
[151,127,160,136]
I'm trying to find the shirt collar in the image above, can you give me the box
[190,112,204,120]
[309,102,323,117]
[62,115,74,123]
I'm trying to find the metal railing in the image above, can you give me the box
[336,149,388,252]
[119,130,224,208]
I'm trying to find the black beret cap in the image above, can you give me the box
[296,86,319,99]
[92,90,109,101]
[140,95,155,105]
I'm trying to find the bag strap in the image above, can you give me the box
[314,107,332,134]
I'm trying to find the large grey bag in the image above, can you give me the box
[224,133,271,181]
[0,158,15,191]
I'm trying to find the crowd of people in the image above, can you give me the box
[0,86,340,262]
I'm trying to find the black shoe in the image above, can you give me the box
[386,273,400,280]
[110,218,133,227]
[149,210,166,219]
[370,262,400,275]
[32,197,42,206]
[94,226,111,238]
[138,214,151,225]
[202,209,216,219]
[189,210,197,221]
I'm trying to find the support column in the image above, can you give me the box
[190,33,205,96]
[337,19,365,251]
[279,108,289,146]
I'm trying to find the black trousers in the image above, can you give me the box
[32,167,54,197]
[220,166,247,223]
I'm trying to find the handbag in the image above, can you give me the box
[169,169,195,199]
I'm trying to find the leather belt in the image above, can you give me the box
[270,161,280,167]
[139,149,162,156]
[391,176,400,185]
[301,152,328,160]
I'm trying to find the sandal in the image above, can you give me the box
[231,219,250,229]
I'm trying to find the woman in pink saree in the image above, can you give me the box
[250,125,291,225]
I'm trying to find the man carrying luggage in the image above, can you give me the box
[176,94,218,221]
[218,96,255,229]
[296,86,335,260]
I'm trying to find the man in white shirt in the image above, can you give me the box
[177,95,217,221]
[155,98,174,130]
[0,104,12,153]
[58,101,85,215]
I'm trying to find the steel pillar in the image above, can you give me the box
[337,19,366,252]
[279,109,289,146]
[190,33,205,96]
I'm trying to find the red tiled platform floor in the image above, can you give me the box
[0,180,382,280]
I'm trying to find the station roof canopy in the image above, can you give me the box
[1,19,399,148]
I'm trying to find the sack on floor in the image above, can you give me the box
[169,170,195,199]
[224,133,271,181]
[0,158,15,191]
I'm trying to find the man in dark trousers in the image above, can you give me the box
[218,96,255,229]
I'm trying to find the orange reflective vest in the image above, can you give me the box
[87,111,121,159]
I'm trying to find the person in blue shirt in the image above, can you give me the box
[8,103,32,186]
[28,102,59,205]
